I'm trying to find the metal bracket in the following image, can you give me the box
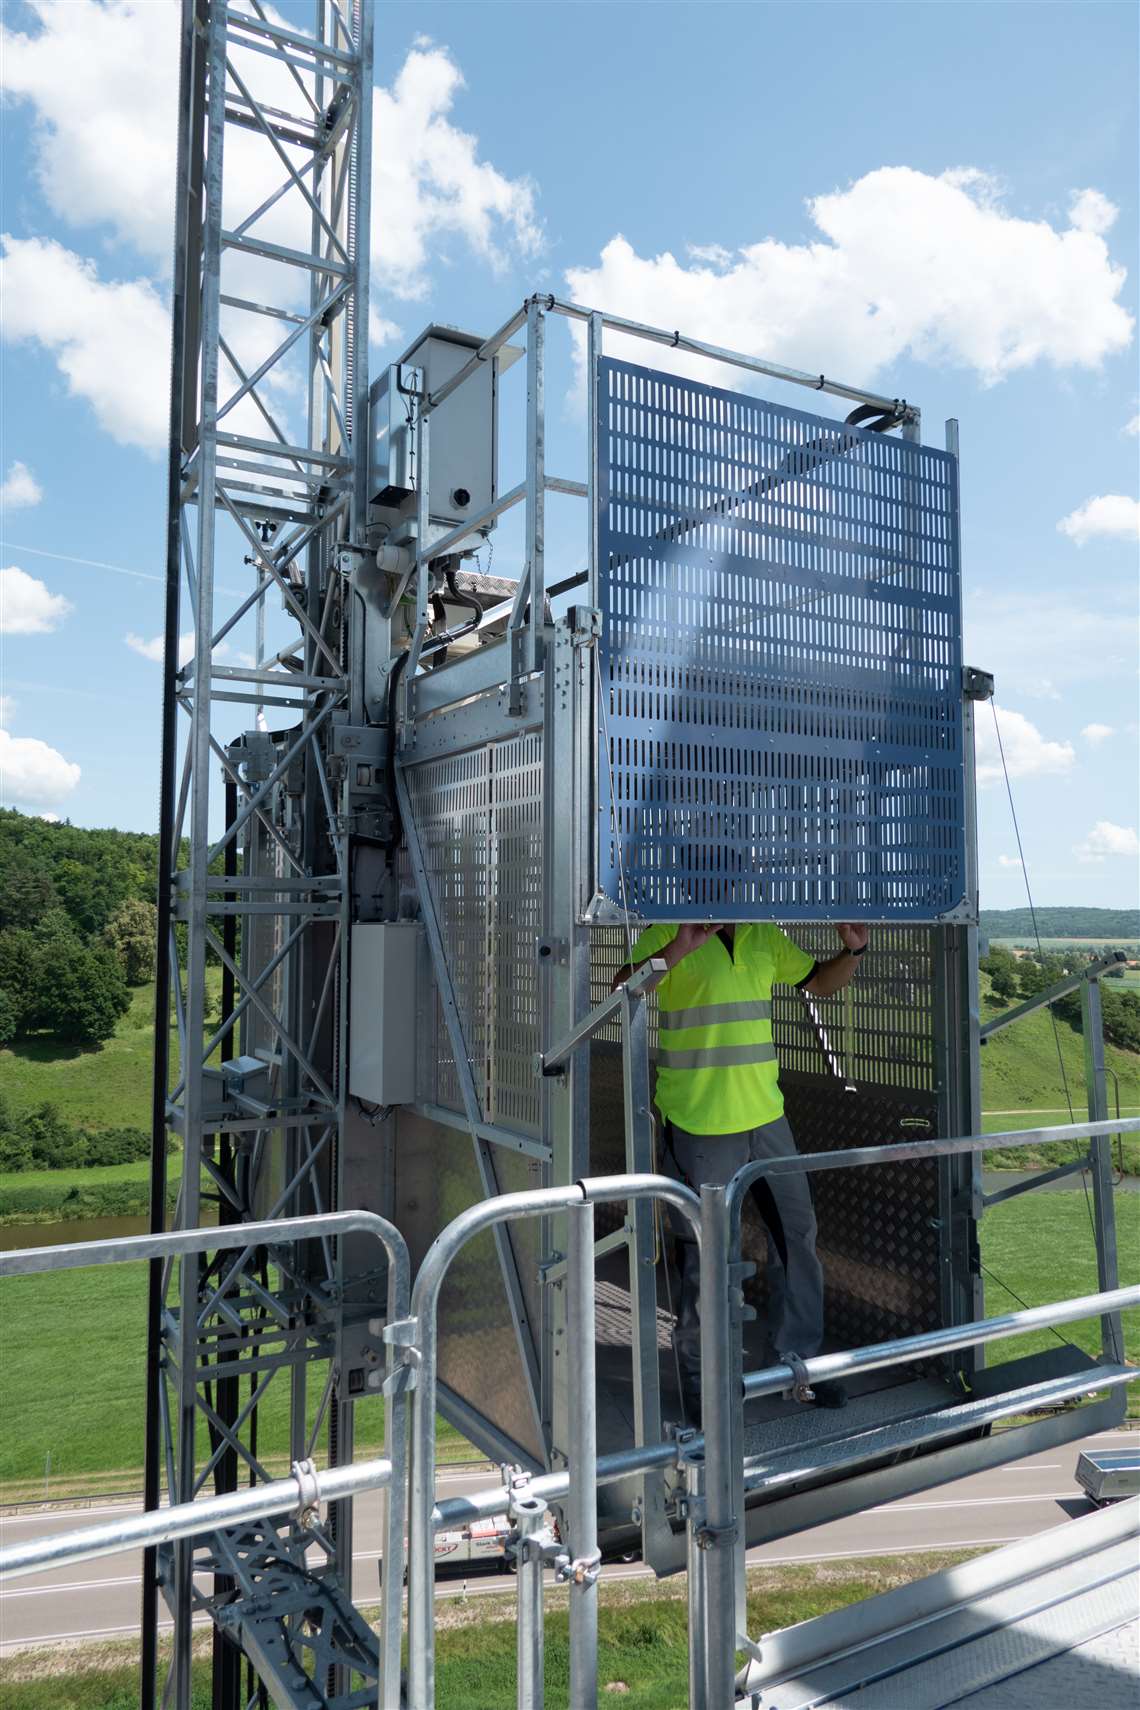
[695,1521,737,1551]
[962,665,995,701]
[380,1316,422,1392]
[567,605,602,646]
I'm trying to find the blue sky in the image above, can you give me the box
[1,0,1137,908]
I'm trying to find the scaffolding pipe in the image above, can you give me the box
[698,1184,738,1709]
[0,1209,411,1708]
[742,1284,1140,1401]
[567,1200,600,1710]
[0,1457,392,1581]
[406,1176,701,1709]
[511,1482,549,1710]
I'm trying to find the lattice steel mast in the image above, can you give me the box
[146,3,376,1705]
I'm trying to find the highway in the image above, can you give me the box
[1,1428,1133,1654]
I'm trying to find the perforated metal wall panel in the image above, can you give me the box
[393,1110,544,1462]
[595,358,964,921]
[408,733,543,1132]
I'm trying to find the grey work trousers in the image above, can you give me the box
[662,1116,825,1383]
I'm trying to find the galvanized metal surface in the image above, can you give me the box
[595,357,964,921]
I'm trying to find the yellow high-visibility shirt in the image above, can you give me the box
[631,924,814,1136]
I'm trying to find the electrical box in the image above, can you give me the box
[349,922,418,1105]
[367,325,521,529]
[368,363,420,505]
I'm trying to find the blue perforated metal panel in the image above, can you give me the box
[595,358,965,921]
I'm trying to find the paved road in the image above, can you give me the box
[2,1430,1134,1653]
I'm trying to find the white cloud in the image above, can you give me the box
[0,695,15,725]
[1,13,541,445]
[974,705,1075,787]
[1,0,178,266]
[3,4,540,300]
[0,461,43,510]
[965,590,1134,699]
[372,38,541,300]
[1124,414,1139,436]
[1068,188,1118,237]
[37,811,61,823]
[126,631,195,666]
[996,854,1023,869]
[0,564,73,633]
[565,167,1133,390]
[1074,820,1140,863]
[0,236,171,451]
[125,630,231,668]
[1081,723,1115,746]
[1057,494,1140,545]
[0,727,81,806]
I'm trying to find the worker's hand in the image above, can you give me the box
[835,923,869,954]
[671,923,723,963]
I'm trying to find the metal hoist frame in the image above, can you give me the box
[147,3,376,1706]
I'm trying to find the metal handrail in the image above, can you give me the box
[741,1285,1140,1401]
[405,1174,702,1709]
[0,1211,412,1710]
[724,1116,1140,1216]
[0,1456,392,1581]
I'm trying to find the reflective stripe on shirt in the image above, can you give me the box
[660,1000,771,1030]
[657,1042,777,1070]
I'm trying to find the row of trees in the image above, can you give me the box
[979,945,1140,1053]
[0,1095,150,1174]
[0,812,159,1047]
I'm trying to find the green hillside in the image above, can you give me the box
[980,905,1140,941]
[980,971,1140,1169]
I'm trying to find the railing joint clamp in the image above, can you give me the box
[557,1547,602,1586]
[782,1350,815,1405]
[291,1457,321,1529]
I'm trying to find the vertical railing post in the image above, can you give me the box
[683,1448,709,1708]
[524,296,546,679]
[566,1200,599,1709]
[1081,975,1123,1364]
[511,1481,548,1710]
[699,1184,738,1707]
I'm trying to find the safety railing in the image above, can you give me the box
[1,1128,1136,1710]
[0,1210,413,1710]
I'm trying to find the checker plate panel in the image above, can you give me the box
[595,357,964,921]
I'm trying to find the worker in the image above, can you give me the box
[612,921,868,1416]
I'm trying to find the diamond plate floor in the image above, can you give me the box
[951,1616,1139,1708]
[742,1375,952,1460]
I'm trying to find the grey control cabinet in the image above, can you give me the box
[349,922,418,1106]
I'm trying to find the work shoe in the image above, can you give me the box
[810,1380,848,1409]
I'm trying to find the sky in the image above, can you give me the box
[1,0,1137,910]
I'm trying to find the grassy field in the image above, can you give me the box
[0,1550,984,1709]
[0,972,226,1132]
[0,1158,174,1223]
[981,1190,1139,1391]
[0,1259,472,1498]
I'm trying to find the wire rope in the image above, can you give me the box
[989,701,1076,1122]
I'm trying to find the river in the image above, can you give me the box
[0,1210,218,1252]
